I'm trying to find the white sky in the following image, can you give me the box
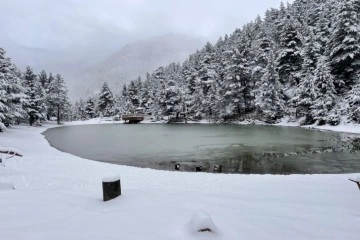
[0,0,293,72]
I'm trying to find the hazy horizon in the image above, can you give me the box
[0,0,293,78]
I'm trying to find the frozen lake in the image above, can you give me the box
[43,124,360,174]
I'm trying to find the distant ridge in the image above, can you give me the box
[68,34,204,99]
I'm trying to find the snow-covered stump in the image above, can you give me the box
[187,211,217,235]
[102,176,121,201]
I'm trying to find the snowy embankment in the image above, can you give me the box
[0,122,360,240]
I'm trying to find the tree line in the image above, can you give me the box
[74,0,360,125]
[0,48,71,131]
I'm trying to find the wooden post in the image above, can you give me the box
[175,163,180,171]
[102,176,121,201]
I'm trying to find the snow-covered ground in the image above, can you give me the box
[276,116,360,134]
[0,122,360,240]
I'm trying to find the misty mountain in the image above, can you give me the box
[68,34,204,99]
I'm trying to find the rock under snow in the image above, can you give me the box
[187,211,217,234]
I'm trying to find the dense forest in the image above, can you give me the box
[0,48,71,131]
[1,0,359,130]
[74,0,360,125]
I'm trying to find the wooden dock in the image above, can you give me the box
[122,114,144,124]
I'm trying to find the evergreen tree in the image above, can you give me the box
[47,74,70,124]
[255,51,285,122]
[276,16,303,86]
[0,48,25,127]
[23,66,45,125]
[84,98,96,119]
[97,82,114,117]
[328,0,360,90]
[310,57,338,125]
[346,83,360,123]
[38,70,47,88]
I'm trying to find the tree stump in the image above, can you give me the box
[102,176,121,201]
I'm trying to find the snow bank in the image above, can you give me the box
[0,123,359,240]
[276,116,360,134]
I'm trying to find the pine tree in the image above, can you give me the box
[310,57,338,125]
[276,16,303,86]
[346,83,360,123]
[23,66,45,126]
[328,0,360,90]
[84,98,96,119]
[47,74,70,124]
[38,70,47,88]
[255,51,285,122]
[97,82,114,117]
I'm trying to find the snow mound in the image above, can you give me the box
[102,175,120,183]
[187,211,217,234]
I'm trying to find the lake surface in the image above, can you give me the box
[43,124,360,174]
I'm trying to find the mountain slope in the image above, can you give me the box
[68,34,204,98]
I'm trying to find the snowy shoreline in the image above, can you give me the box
[68,116,360,135]
[0,122,360,240]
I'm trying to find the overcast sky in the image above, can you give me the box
[0,0,292,72]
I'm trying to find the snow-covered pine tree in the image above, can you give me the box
[290,26,318,122]
[0,48,10,129]
[346,83,360,123]
[310,56,339,125]
[276,15,303,86]
[328,0,360,90]
[38,70,47,88]
[85,98,96,119]
[255,51,285,122]
[140,76,153,111]
[47,74,70,124]
[23,66,45,126]
[97,82,115,117]
[3,63,26,126]
[0,49,25,127]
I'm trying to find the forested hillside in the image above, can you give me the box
[74,0,359,125]
[0,48,71,131]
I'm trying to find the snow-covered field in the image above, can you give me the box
[0,121,360,240]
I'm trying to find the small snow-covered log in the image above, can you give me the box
[102,176,121,201]
[349,179,360,190]
[0,147,23,157]
[187,211,217,234]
